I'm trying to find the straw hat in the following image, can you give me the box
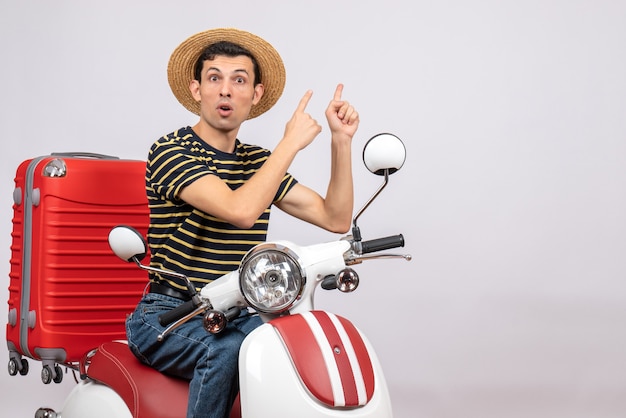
[167,28,286,119]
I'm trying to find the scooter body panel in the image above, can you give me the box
[239,313,393,417]
[60,380,133,418]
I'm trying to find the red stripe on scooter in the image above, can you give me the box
[311,311,360,406]
[271,314,334,405]
[336,315,375,401]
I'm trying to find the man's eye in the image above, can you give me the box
[209,75,219,82]
[235,77,245,84]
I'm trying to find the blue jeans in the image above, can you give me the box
[126,292,262,418]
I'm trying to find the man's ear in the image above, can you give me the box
[252,83,264,105]
[189,79,201,102]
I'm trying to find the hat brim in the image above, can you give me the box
[167,28,285,119]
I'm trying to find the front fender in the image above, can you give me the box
[239,311,392,417]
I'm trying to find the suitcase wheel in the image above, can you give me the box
[8,357,29,376]
[41,364,63,384]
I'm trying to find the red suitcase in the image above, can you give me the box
[6,152,149,384]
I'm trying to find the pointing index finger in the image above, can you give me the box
[333,83,344,101]
[296,90,314,113]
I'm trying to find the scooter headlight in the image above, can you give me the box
[239,243,305,314]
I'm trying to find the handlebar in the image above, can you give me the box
[360,234,404,254]
[158,300,199,326]
[156,235,406,325]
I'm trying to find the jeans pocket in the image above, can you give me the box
[127,295,184,362]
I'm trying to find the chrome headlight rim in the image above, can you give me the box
[238,243,306,314]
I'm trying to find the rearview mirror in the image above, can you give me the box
[352,133,406,242]
[108,225,148,262]
[362,133,406,176]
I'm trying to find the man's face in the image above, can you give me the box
[190,55,264,133]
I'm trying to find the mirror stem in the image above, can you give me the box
[131,257,199,299]
[352,169,390,242]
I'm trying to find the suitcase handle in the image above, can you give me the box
[51,152,120,160]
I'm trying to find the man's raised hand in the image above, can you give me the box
[325,84,359,141]
[283,90,322,151]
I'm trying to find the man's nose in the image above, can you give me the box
[219,81,231,97]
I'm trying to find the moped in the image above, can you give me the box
[36,133,411,418]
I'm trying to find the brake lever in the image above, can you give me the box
[346,253,412,265]
[157,302,211,342]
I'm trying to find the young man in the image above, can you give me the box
[125,28,359,418]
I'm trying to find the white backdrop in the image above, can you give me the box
[1,1,625,417]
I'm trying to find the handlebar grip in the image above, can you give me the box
[158,300,198,326]
[361,234,405,254]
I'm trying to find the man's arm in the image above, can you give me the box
[179,91,321,229]
[276,84,359,233]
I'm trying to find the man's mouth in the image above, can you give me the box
[218,102,233,115]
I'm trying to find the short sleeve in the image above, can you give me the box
[147,138,214,202]
[274,172,298,204]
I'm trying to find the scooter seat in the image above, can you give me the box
[87,341,242,418]
[87,341,189,418]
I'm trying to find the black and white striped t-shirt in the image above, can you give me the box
[146,126,297,291]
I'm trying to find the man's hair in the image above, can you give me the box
[193,41,262,86]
